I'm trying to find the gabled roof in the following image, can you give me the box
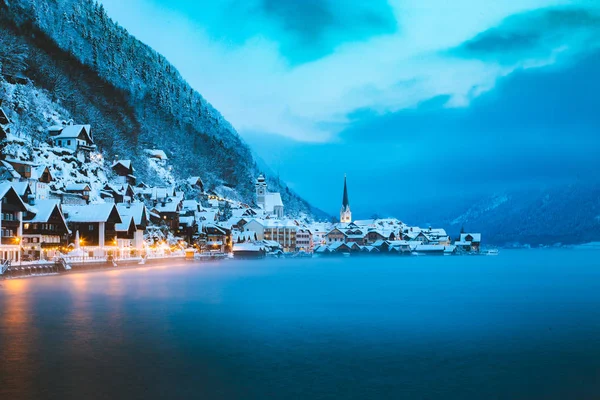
[115,215,136,233]
[65,183,91,192]
[62,203,122,223]
[460,233,482,242]
[11,181,31,197]
[263,192,283,212]
[0,182,28,211]
[25,199,69,232]
[53,124,92,142]
[116,203,148,227]
[111,160,133,171]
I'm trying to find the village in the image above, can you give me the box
[0,106,483,277]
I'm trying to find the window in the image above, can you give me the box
[89,225,95,231]
[67,140,71,146]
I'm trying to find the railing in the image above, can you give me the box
[0,259,10,275]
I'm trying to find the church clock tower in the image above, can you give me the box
[340,174,352,223]
[256,174,267,207]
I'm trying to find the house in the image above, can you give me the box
[458,233,482,252]
[296,228,313,252]
[187,176,204,192]
[203,223,231,253]
[51,124,95,156]
[262,219,298,252]
[102,183,135,203]
[325,228,347,244]
[0,160,20,181]
[177,215,197,243]
[62,203,122,255]
[22,199,69,260]
[243,219,266,240]
[111,160,136,185]
[232,242,266,259]
[255,175,284,218]
[64,183,91,202]
[115,215,137,254]
[3,158,38,179]
[365,229,387,244]
[29,166,54,200]
[0,182,28,262]
[116,203,149,250]
[152,199,181,231]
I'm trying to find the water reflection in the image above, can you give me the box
[0,279,38,397]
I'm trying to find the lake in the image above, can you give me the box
[1,249,600,399]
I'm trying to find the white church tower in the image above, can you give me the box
[256,174,267,206]
[340,174,352,223]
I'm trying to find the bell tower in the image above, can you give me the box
[256,174,267,207]
[340,174,352,223]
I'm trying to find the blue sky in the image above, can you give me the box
[100,0,600,218]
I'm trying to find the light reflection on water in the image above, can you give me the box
[1,249,600,399]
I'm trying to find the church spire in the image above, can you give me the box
[340,174,352,223]
[342,174,349,209]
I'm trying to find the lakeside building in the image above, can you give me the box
[22,199,69,260]
[0,182,27,262]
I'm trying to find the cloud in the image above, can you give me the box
[257,0,397,63]
[452,7,600,65]
[100,0,596,143]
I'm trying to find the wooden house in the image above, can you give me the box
[22,199,69,260]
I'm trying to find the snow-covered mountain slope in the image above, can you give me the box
[437,185,600,247]
[0,0,327,218]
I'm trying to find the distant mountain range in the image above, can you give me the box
[406,183,600,247]
[0,0,327,218]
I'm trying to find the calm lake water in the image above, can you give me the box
[1,249,600,399]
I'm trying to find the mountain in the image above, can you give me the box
[0,0,327,218]
[406,183,600,247]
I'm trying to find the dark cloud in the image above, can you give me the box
[451,7,600,65]
[257,0,397,63]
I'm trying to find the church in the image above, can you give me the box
[340,175,352,223]
[255,174,284,218]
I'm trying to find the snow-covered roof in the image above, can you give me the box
[153,200,179,213]
[181,200,199,211]
[53,124,92,141]
[187,176,202,186]
[179,216,195,226]
[233,243,264,252]
[460,233,482,242]
[415,244,446,252]
[0,161,20,179]
[0,182,27,209]
[116,203,146,226]
[63,203,121,223]
[115,215,135,232]
[65,183,91,192]
[111,160,133,170]
[25,200,68,229]
[262,192,283,212]
[10,181,30,196]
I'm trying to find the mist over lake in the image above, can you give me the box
[2,249,600,399]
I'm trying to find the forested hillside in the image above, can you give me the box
[0,0,325,217]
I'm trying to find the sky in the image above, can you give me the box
[99,0,600,219]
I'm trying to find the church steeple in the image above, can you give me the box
[340,174,352,223]
[342,174,349,209]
